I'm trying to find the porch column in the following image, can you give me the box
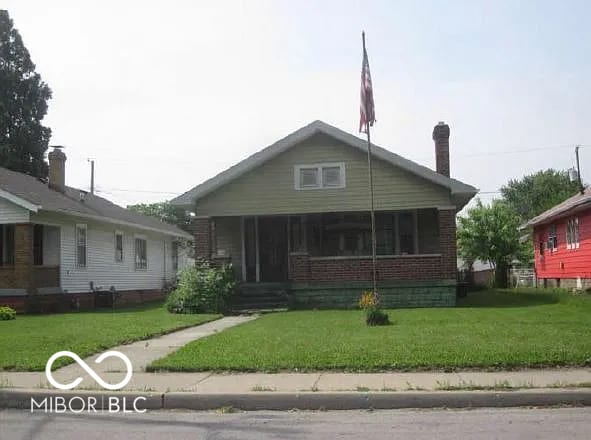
[14,223,35,293]
[438,209,457,280]
[193,217,212,262]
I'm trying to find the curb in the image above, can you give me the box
[2,389,591,411]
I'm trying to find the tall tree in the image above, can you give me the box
[127,202,191,229]
[501,169,580,221]
[457,199,527,287]
[0,10,52,178]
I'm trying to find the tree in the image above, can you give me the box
[0,10,52,178]
[127,202,191,229]
[501,169,580,221]
[457,199,527,288]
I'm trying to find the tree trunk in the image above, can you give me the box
[494,261,509,288]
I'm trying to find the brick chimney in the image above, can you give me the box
[48,146,66,192]
[432,121,450,177]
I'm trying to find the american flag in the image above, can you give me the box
[359,35,375,133]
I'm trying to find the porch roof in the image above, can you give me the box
[172,120,478,210]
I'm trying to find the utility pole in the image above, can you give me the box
[88,159,95,194]
[575,145,584,194]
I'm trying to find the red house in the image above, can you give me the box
[528,189,591,289]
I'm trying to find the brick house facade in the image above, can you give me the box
[175,120,476,308]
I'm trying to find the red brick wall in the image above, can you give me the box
[289,253,310,282]
[438,209,457,280]
[304,255,444,282]
[14,223,33,292]
[1,289,167,314]
[194,217,212,261]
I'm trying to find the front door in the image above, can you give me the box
[258,217,288,282]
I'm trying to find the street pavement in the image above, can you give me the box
[2,407,590,439]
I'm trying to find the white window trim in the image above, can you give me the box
[134,234,148,270]
[114,230,124,262]
[75,224,87,269]
[294,162,346,190]
[566,218,580,250]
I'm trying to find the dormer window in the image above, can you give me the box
[294,163,345,190]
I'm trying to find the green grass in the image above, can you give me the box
[149,289,591,372]
[0,303,220,371]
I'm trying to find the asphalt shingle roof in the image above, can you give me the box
[527,188,591,226]
[0,166,191,238]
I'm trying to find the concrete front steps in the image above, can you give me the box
[231,283,290,312]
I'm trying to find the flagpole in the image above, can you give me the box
[362,31,378,295]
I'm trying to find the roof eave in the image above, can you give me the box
[0,188,41,212]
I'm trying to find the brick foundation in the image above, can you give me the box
[0,289,167,314]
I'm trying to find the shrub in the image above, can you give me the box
[165,262,236,314]
[358,290,390,326]
[365,308,389,326]
[0,306,16,321]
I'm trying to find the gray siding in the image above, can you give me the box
[0,197,30,223]
[31,211,188,293]
[195,134,452,216]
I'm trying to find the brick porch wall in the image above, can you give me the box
[193,217,212,261]
[438,208,457,280]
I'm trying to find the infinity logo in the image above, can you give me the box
[45,351,133,391]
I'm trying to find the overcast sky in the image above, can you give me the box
[4,0,591,210]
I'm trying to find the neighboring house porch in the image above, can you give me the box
[0,223,61,295]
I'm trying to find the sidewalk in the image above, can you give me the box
[2,368,590,393]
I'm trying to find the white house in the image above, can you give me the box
[0,146,191,312]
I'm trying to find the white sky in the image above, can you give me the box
[3,1,591,209]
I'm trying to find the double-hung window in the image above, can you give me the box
[76,224,87,268]
[566,217,580,249]
[294,163,345,190]
[547,224,558,251]
[115,231,124,262]
[171,241,179,271]
[135,237,147,270]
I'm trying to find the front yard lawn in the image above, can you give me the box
[0,303,220,371]
[149,289,591,372]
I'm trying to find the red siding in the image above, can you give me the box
[534,208,591,279]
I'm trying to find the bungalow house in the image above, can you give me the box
[0,147,191,312]
[172,120,477,308]
[528,188,591,289]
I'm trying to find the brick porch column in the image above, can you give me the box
[194,217,212,262]
[438,209,457,280]
[14,223,35,293]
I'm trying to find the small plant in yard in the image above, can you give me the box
[0,306,16,320]
[165,261,236,314]
[358,291,389,326]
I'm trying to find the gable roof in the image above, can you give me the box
[172,120,478,209]
[0,166,191,238]
[527,188,591,227]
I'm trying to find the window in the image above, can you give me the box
[547,224,558,251]
[135,237,147,270]
[76,224,87,268]
[172,241,179,271]
[0,225,15,266]
[115,231,124,262]
[289,215,306,252]
[300,168,319,188]
[33,224,43,266]
[398,212,416,255]
[566,217,580,249]
[294,163,345,189]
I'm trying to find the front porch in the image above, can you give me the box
[195,208,458,308]
[0,223,61,309]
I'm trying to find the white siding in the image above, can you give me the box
[0,197,29,223]
[31,211,188,293]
